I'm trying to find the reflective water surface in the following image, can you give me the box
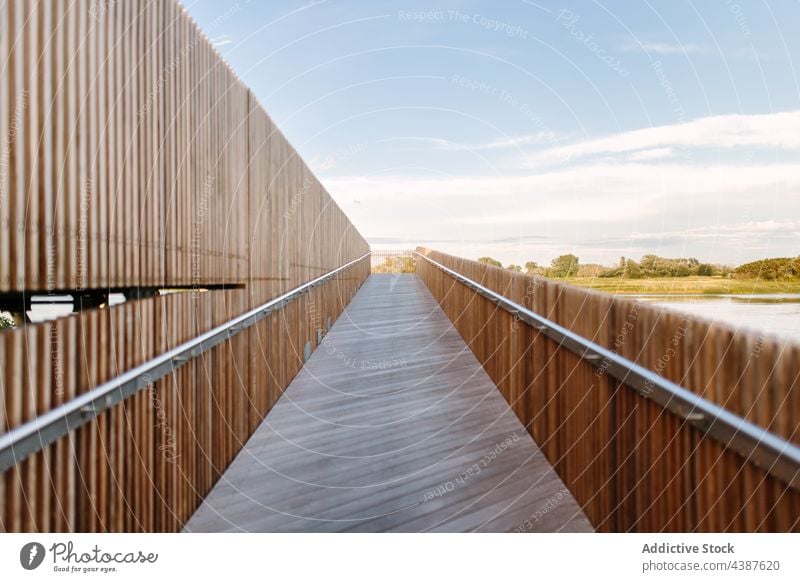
[632,294,800,344]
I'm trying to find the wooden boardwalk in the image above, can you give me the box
[184,275,592,532]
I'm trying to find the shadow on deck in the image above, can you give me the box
[184,275,592,532]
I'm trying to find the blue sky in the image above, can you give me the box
[185,0,800,267]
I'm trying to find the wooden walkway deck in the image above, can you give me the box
[184,275,592,532]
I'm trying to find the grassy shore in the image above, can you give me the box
[565,276,800,295]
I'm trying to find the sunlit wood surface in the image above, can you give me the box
[185,275,592,532]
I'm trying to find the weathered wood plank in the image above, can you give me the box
[185,275,592,533]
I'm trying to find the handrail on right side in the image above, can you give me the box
[414,250,800,490]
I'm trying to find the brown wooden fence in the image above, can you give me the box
[0,0,367,295]
[416,247,800,532]
[0,0,369,532]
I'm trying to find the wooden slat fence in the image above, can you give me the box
[416,247,800,532]
[0,0,369,532]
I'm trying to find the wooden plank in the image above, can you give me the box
[49,0,65,291]
[108,0,121,288]
[0,331,5,531]
[24,0,40,289]
[8,0,23,289]
[35,324,52,531]
[86,0,102,290]
[126,0,137,287]
[3,331,23,531]
[55,316,76,531]
[38,1,54,293]
[20,325,38,531]
[0,0,9,292]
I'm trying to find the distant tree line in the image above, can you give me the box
[479,253,581,278]
[478,255,581,278]
[373,256,415,274]
[477,253,800,280]
[733,257,800,281]
[599,255,724,279]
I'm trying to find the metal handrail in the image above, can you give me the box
[414,251,800,489]
[0,252,371,473]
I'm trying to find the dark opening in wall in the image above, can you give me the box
[0,284,245,328]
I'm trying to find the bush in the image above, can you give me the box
[478,257,502,267]
[550,254,579,278]
[373,256,415,273]
[734,257,800,280]
[0,311,15,330]
[696,263,715,276]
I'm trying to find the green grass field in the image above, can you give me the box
[565,276,800,295]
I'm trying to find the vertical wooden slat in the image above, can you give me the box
[24,0,40,289]
[3,331,23,531]
[0,0,10,292]
[128,0,138,287]
[107,0,120,289]
[37,1,54,294]
[35,325,51,531]
[0,0,369,535]
[8,0,23,289]
[0,331,5,531]
[416,247,800,533]
[58,316,77,531]
[151,0,162,287]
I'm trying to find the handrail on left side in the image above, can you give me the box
[0,252,371,473]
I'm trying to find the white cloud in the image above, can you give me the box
[639,42,705,54]
[210,35,233,48]
[627,220,800,242]
[620,42,756,58]
[384,131,561,152]
[628,147,675,161]
[310,155,337,171]
[325,162,800,225]
[325,110,800,263]
[453,131,562,151]
[524,110,800,167]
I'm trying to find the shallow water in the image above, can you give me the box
[631,294,800,344]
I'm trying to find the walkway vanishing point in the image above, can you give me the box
[185,275,592,532]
